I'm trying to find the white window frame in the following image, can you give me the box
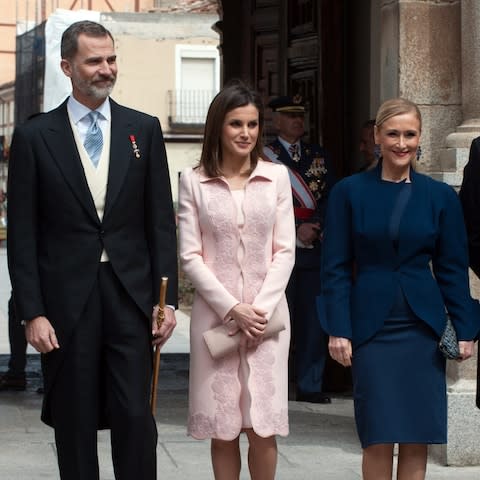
[174,45,220,124]
[175,44,220,93]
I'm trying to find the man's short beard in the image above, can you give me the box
[71,62,117,101]
[88,82,115,100]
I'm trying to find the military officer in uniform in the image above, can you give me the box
[263,95,335,403]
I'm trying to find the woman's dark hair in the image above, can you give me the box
[61,20,114,60]
[200,80,264,178]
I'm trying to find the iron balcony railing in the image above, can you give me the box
[167,89,217,131]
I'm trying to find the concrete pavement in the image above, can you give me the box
[1,246,480,479]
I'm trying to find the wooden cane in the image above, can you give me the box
[150,277,168,417]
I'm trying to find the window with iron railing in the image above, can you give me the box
[167,89,216,131]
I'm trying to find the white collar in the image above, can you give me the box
[278,136,300,153]
[67,96,111,124]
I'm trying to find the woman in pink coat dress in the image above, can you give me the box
[178,81,295,480]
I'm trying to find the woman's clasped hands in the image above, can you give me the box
[226,303,268,348]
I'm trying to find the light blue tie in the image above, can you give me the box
[83,111,103,167]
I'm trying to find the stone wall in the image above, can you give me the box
[379,0,462,174]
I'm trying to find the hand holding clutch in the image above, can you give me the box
[203,298,288,360]
[438,317,460,360]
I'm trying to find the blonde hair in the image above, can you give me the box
[375,98,422,167]
[375,98,422,131]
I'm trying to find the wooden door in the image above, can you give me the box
[219,0,346,175]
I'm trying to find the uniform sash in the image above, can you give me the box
[263,145,317,219]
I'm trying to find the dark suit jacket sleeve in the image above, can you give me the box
[459,137,480,278]
[433,184,479,341]
[145,117,178,307]
[319,178,353,339]
[7,125,46,321]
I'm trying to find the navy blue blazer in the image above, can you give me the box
[318,163,479,347]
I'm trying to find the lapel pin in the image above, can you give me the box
[129,134,141,158]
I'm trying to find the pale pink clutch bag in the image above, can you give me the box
[203,298,288,360]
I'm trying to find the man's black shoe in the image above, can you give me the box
[296,391,331,404]
[0,373,26,391]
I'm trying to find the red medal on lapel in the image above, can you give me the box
[129,135,141,158]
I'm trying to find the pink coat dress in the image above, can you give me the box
[178,160,296,440]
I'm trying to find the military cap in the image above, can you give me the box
[267,94,305,113]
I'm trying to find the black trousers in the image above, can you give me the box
[49,263,157,480]
[287,267,328,394]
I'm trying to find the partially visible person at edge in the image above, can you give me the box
[263,94,335,404]
[0,191,30,393]
[459,135,480,411]
[358,118,377,172]
[178,80,295,480]
[1,120,44,394]
[0,187,6,224]
[0,292,44,393]
[7,20,177,479]
[318,97,479,480]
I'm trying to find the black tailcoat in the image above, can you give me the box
[7,98,178,426]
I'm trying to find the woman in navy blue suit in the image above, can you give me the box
[319,98,479,480]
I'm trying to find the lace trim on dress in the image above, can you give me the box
[242,182,273,303]
[204,182,241,299]
[188,355,242,440]
[248,341,289,437]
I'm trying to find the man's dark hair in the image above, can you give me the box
[61,20,114,60]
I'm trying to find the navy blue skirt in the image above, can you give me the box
[352,291,447,448]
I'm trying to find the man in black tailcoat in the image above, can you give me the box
[7,21,177,479]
